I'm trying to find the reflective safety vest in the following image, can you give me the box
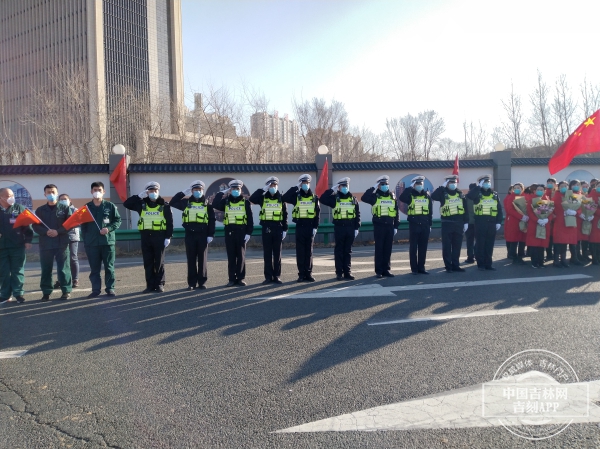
[407,196,428,216]
[372,194,397,217]
[292,195,316,219]
[224,199,248,225]
[440,193,465,217]
[474,193,498,216]
[138,203,166,231]
[182,202,209,224]
[333,196,356,219]
[259,197,283,221]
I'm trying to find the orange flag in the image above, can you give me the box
[62,205,95,230]
[110,155,128,202]
[315,158,329,197]
[12,208,41,228]
[549,110,600,174]
[452,153,460,182]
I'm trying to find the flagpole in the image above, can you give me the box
[33,211,50,230]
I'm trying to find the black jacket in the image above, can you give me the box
[466,186,504,224]
[123,195,174,238]
[33,203,72,249]
[0,204,33,249]
[398,187,432,226]
[320,189,361,229]
[282,186,320,228]
[361,187,401,227]
[432,186,469,224]
[170,192,216,236]
[249,189,289,231]
[212,192,254,235]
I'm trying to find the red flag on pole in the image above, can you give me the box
[315,158,329,197]
[62,205,95,230]
[12,208,41,228]
[109,155,128,202]
[452,153,459,182]
[549,109,600,175]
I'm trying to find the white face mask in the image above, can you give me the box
[6,196,15,206]
[93,191,103,199]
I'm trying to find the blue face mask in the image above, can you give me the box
[301,183,309,192]
[46,193,57,202]
[582,187,589,193]
[380,184,389,192]
[340,187,349,195]
[59,200,70,207]
[483,182,491,189]
[414,185,423,192]
[560,187,567,194]
[269,187,277,195]
[572,186,580,192]
[231,190,240,197]
[448,184,457,190]
[597,187,600,193]
[513,189,522,195]
[193,190,202,199]
[148,192,158,200]
[536,190,544,197]
[547,183,554,189]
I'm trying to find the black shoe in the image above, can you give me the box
[531,264,539,268]
[236,280,247,286]
[142,288,154,293]
[41,294,50,302]
[226,281,236,287]
[156,285,165,293]
[538,263,546,268]
[477,267,486,271]
[570,258,583,266]
[60,292,71,300]
[561,261,570,268]
[196,285,207,290]
[336,275,343,281]
[87,292,101,298]
[16,296,25,303]
[305,275,315,282]
[464,258,475,264]
[410,271,418,275]
[53,281,60,289]
[445,268,454,273]
[262,279,272,285]
[186,286,194,291]
[485,267,497,271]
[376,273,384,278]
[297,276,305,282]
[382,272,394,277]
[453,267,466,272]
[512,258,526,265]
[418,270,430,275]
[553,262,562,268]
[343,274,355,280]
[106,290,116,297]
[273,277,283,284]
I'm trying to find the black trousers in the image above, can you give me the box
[334,225,355,275]
[141,232,166,289]
[474,221,497,269]
[508,241,525,260]
[262,225,283,280]
[374,223,394,274]
[225,226,247,281]
[295,226,314,277]
[408,223,430,272]
[442,221,464,270]
[465,223,475,260]
[185,231,208,287]
[530,246,545,266]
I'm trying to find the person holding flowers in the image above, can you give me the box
[526,184,555,268]
[552,180,581,267]
[577,180,592,263]
[505,182,528,264]
[587,182,600,265]
[544,178,558,261]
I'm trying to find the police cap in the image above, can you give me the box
[411,175,425,184]
[190,180,205,190]
[229,179,243,188]
[445,175,458,183]
[265,176,279,185]
[298,174,312,183]
[376,175,390,185]
[336,177,350,186]
[477,174,492,183]
[145,181,160,190]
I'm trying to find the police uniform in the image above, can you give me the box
[170,180,216,289]
[320,177,361,280]
[399,175,433,274]
[249,176,288,284]
[0,202,33,302]
[464,183,477,263]
[33,201,73,299]
[466,174,504,271]
[362,175,400,277]
[124,181,174,292]
[282,174,320,282]
[212,180,254,286]
[432,175,469,272]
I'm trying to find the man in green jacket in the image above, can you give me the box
[0,188,33,303]
[81,181,122,298]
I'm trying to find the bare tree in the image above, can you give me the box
[499,82,527,150]
[432,137,463,160]
[383,114,422,161]
[528,70,554,149]
[580,76,600,118]
[462,120,488,157]
[552,74,577,142]
[419,110,445,160]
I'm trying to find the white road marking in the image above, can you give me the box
[274,372,600,433]
[368,306,538,325]
[0,350,28,359]
[281,258,444,266]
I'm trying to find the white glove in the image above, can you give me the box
[579,213,586,220]
[566,209,577,216]
[312,228,317,237]
[442,181,449,188]
[587,215,595,222]
[164,238,170,247]
[207,236,213,244]
[244,234,251,243]
[262,184,269,192]
[282,231,287,240]
[354,230,359,238]
[463,223,469,232]
[374,183,379,190]
[138,190,148,199]
[537,218,548,226]
[184,188,192,196]
[521,215,529,222]
[495,224,501,231]
[479,180,485,187]
[221,187,231,194]
[394,229,398,235]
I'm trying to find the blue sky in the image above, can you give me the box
[181,0,600,142]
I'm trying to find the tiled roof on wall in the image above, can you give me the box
[128,163,318,173]
[0,164,109,175]
[332,160,495,170]
[512,157,600,166]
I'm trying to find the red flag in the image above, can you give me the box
[549,109,600,175]
[12,208,41,228]
[452,153,459,182]
[62,205,95,230]
[315,158,329,197]
[109,155,128,202]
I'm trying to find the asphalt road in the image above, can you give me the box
[1,241,600,449]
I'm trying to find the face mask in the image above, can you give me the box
[583,187,589,193]
[59,200,70,207]
[536,190,544,197]
[483,182,491,189]
[301,184,309,192]
[547,183,554,189]
[193,190,202,199]
[231,190,240,197]
[148,192,159,200]
[341,187,349,195]
[572,186,580,192]
[597,187,600,193]
[268,187,277,195]
[560,187,567,194]
[46,193,58,202]
[513,189,522,195]
[448,184,457,190]
[93,191,103,199]
[380,185,389,192]
[6,197,15,206]
[414,185,423,192]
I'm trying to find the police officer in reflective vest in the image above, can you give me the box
[249,176,288,284]
[282,174,320,282]
[432,175,469,273]
[124,181,174,292]
[399,175,433,275]
[320,177,361,280]
[361,175,400,278]
[170,180,216,290]
[212,180,254,287]
[466,174,504,271]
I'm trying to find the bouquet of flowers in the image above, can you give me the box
[512,196,529,232]
[562,190,582,227]
[531,198,555,239]
[580,196,598,235]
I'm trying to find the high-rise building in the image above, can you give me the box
[251,111,304,162]
[0,0,183,164]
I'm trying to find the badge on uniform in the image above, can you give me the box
[9,218,16,224]
[103,218,110,224]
